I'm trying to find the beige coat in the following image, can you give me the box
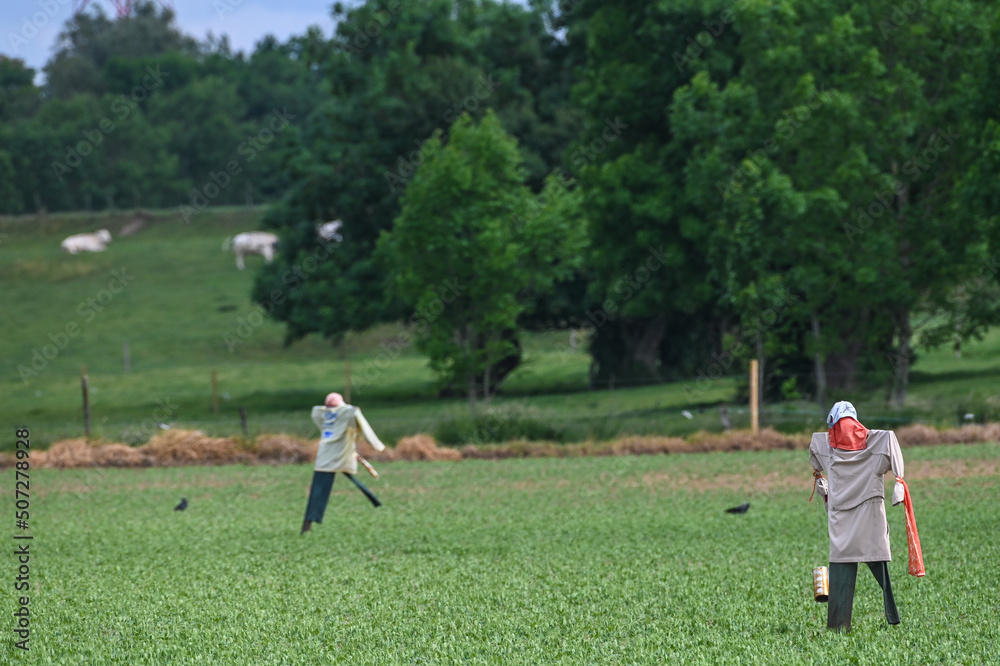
[809,430,905,562]
[311,405,385,474]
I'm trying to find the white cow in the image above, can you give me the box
[61,229,112,254]
[223,231,279,270]
[317,219,344,243]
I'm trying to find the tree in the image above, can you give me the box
[44,0,198,99]
[687,0,996,405]
[570,0,744,385]
[577,0,998,406]
[377,112,585,410]
[0,57,41,123]
[253,0,582,357]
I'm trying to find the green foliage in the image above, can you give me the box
[571,0,742,385]
[0,1,324,213]
[5,445,999,662]
[252,0,582,350]
[378,112,585,405]
[576,0,1000,404]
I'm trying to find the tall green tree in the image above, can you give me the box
[377,112,585,408]
[570,0,744,384]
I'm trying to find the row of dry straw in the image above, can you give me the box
[4,423,999,470]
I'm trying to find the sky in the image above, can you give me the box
[2,0,339,81]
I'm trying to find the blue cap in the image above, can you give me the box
[827,401,858,428]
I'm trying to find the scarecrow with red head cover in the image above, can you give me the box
[808,401,923,631]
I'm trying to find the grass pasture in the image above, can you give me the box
[5,206,1000,452]
[3,443,998,664]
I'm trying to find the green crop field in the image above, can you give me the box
[2,443,998,663]
[3,206,1000,450]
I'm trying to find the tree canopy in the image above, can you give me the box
[4,0,999,407]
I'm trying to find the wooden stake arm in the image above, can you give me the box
[356,453,379,479]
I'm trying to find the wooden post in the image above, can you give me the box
[211,369,220,415]
[344,358,352,403]
[239,407,248,436]
[81,367,90,437]
[750,359,759,433]
[123,340,131,374]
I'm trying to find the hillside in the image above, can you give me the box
[2,206,1000,449]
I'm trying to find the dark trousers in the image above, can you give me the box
[828,561,899,631]
[304,471,381,523]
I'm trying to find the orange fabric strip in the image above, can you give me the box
[896,476,926,577]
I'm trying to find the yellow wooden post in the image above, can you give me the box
[750,359,759,433]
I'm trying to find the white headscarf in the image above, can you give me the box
[827,401,859,428]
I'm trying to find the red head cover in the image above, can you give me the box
[829,416,869,450]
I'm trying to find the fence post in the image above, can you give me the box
[750,359,759,433]
[81,367,90,437]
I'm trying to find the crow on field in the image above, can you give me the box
[174,498,188,511]
[726,502,750,514]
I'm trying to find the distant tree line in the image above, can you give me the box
[3,0,999,409]
[0,1,325,213]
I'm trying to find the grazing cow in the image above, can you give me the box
[61,229,112,254]
[223,231,279,270]
[317,219,344,243]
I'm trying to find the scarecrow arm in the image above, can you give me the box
[355,409,386,451]
[888,431,905,506]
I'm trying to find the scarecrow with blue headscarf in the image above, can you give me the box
[809,401,918,631]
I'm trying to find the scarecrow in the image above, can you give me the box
[301,392,385,535]
[809,401,924,631]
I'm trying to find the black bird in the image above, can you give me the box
[174,498,188,511]
[725,502,750,514]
